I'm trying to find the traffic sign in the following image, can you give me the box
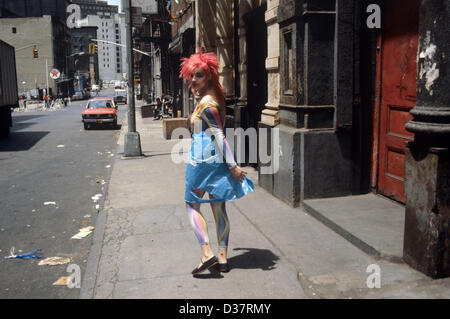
[50,69,61,80]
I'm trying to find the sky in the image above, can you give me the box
[108,0,122,12]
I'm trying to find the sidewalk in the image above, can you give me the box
[80,102,450,299]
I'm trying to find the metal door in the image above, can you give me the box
[377,0,419,203]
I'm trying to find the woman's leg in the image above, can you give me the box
[186,189,215,265]
[210,201,230,264]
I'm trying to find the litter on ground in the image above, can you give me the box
[44,202,57,206]
[4,247,42,259]
[52,277,70,286]
[91,194,102,203]
[38,257,71,266]
[71,226,95,239]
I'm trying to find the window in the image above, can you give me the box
[12,27,17,34]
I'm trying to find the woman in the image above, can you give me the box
[180,50,254,276]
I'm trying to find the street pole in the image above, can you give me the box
[123,0,142,157]
[46,59,49,105]
[66,56,70,98]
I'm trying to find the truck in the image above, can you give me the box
[0,40,19,139]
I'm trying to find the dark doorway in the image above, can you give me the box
[243,4,268,168]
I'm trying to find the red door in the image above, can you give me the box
[377,0,419,203]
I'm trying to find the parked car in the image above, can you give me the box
[114,89,127,104]
[82,98,117,130]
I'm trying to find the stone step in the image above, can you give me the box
[303,193,405,263]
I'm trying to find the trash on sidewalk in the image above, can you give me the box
[57,145,65,148]
[52,277,70,286]
[4,247,42,259]
[96,179,105,185]
[105,165,111,168]
[91,194,102,203]
[38,256,71,266]
[71,226,95,239]
[44,202,57,206]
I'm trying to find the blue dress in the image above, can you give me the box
[185,96,254,203]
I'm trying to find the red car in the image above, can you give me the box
[82,98,117,130]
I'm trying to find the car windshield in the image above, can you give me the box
[115,91,126,97]
[88,100,113,108]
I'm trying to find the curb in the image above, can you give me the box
[78,121,123,299]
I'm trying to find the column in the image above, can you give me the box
[403,0,450,278]
[260,0,280,127]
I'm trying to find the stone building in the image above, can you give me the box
[167,0,195,116]
[165,0,450,279]
[0,0,71,96]
[73,1,124,82]
[132,0,171,103]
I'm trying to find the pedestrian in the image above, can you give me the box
[154,97,162,120]
[179,49,254,276]
[43,94,48,108]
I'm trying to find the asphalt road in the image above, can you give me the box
[0,88,126,298]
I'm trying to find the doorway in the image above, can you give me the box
[243,4,268,167]
[375,0,419,203]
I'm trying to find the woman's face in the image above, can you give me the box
[190,67,209,94]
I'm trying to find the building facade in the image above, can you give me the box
[73,0,124,82]
[159,0,450,279]
[133,0,171,103]
[0,0,71,97]
[70,0,118,18]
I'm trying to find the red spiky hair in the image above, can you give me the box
[179,48,225,101]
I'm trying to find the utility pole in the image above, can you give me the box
[46,59,49,103]
[123,0,142,157]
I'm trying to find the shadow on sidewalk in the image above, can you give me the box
[230,248,280,271]
[193,247,279,279]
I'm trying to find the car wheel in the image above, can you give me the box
[84,123,89,130]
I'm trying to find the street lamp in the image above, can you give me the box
[123,0,142,157]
